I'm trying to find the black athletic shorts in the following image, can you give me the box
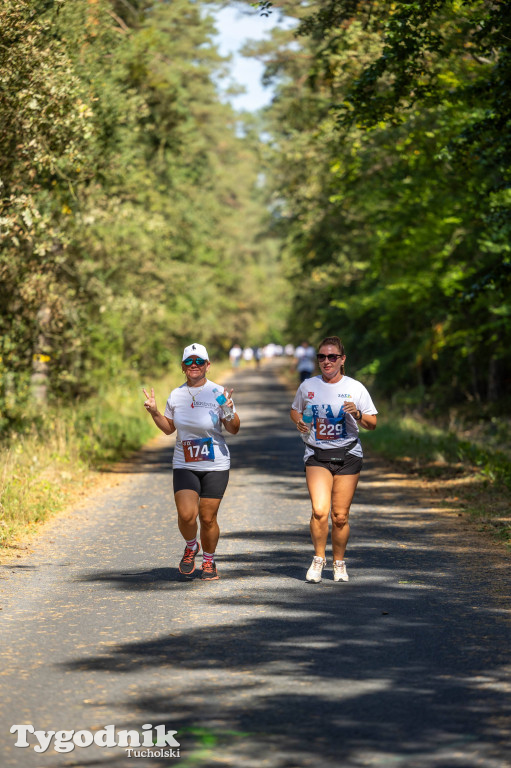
[173,468,230,499]
[305,451,363,476]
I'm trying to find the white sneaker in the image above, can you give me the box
[333,560,349,582]
[306,556,326,583]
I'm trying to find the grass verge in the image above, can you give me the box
[278,363,511,550]
[362,408,511,548]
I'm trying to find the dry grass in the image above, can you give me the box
[0,421,90,546]
[0,361,232,552]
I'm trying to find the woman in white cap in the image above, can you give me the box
[143,343,240,580]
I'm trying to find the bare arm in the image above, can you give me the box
[223,413,240,435]
[343,400,377,431]
[359,413,377,430]
[142,387,176,435]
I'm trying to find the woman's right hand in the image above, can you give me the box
[142,387,157,415]
[296,418,310,434]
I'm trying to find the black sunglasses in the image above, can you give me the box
[316,353,342,362]
[183,357,207,366]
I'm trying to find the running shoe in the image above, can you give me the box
[333,560,349,582]
[306,555,326,583]
[179,543,201,575]
[201,560,219,580]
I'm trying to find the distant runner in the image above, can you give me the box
[294,340,316,382]
[143,343,240,580]
[290,336,377,583]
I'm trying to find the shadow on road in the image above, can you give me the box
[47,361,511,767]
[60,570,510,766]
[67,529,510,766]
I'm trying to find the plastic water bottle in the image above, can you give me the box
[302,403,313,439]
[212,387,235,421]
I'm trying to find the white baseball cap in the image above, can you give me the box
[182,343,209,361]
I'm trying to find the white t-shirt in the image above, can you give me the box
[164,380,234,471]
[295,345,316,373]
[291,375,378,462]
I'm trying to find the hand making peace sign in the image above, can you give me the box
[142,387,157,415]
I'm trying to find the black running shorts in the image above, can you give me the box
[305,452,363,476]
[173,468,230,499]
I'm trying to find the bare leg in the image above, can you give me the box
[174,489,200,541]
[198,497,222,554]
[305,465,334,558]
[331,473,360,561]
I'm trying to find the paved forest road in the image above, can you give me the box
[1,361,510,768]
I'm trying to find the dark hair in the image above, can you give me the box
[318,336,345,375]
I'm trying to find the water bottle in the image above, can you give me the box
[302,403,313,439]
[212,387,235,421]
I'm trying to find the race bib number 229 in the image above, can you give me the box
[316,417,347,441]
[182,438,214,462]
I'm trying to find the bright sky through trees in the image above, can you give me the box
[213,3,289,111]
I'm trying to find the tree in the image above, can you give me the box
[258,0,511,406]
[0,0,291,431]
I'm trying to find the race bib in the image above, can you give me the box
[316,416,347,441]
[182,438,214,463]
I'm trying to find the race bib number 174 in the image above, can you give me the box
[182,438,214,462]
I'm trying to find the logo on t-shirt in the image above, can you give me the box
[338,393,352,398]
[307,392,315,399]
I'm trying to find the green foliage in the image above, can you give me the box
[364,411,511,488]
[258,0,511,408]
[0,0,289,433]
[0,363,188,545]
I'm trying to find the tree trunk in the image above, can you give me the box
[31,306,51,405]
[467,352,480,402]
[487,357,498,402]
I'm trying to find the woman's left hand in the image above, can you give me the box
[222,388,240,434]
[224,388,234,409]
[343,400,360,419]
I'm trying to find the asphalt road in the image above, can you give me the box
[0,361,510,768]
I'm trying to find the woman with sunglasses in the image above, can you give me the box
[143,343,240,580]
[290,336,377,583]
